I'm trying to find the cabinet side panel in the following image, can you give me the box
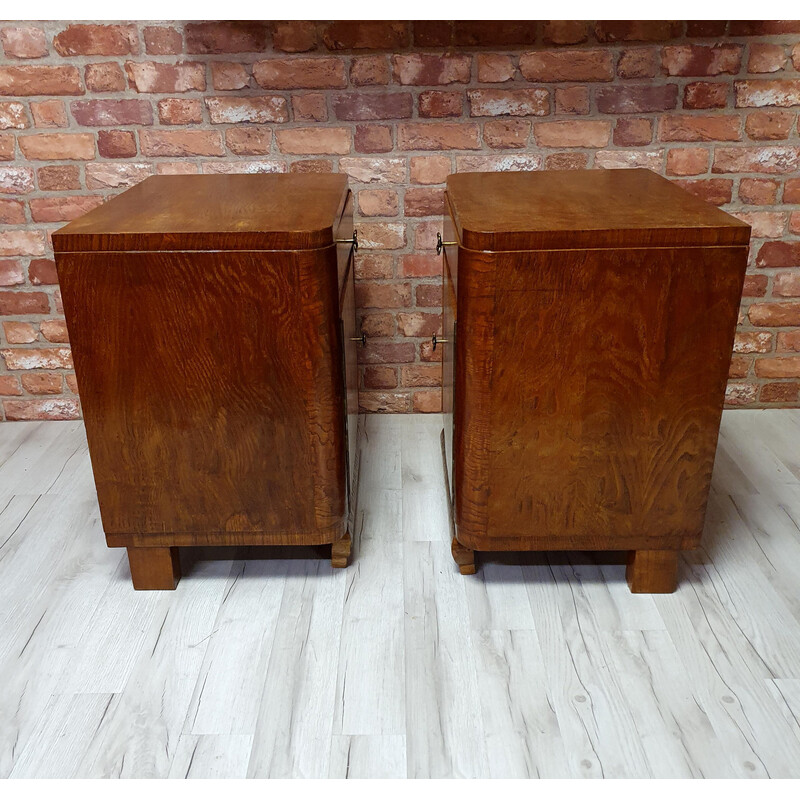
[442,210,458,505]
[471,245,747,552]
[56,249,343,542]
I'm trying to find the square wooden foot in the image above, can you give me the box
[127,546,181,590]
[451,536,477,575]
[626,549,679,594]
[331,531,352,568]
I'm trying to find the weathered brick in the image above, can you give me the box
[534,121,611,148]
[740,178,780,205]
[158,98,203,126]
[742,274,769,297]
[340,157,405,184]
[19,133,95,160]
[520,49,613,82]
[30,100,67,128]
[398,123,480,151]
[125,61,206,93]
[595,21,682,42]
[734,331,773,353]
[54,24,138,56]
[354,125,393,153]
[748,43,787,74]
[355,253,393,280]
[725,383,758,405]
[555,86,589,115]
[85,162,153,189]
[364,365,398,389]
[484,119,530,149]
[790,212,800,236]
[617,48,659,79]
[356,282,412,309]
[0,101,28,129]
[30,196,103,223]
[397,312,441,337]
[85,62,126,92]
[140,130,223,157]
[185,22,268,54]
[0,134,13,161]
[749,303,800,326]
[0,291,49,315]
[729,21,800,36]
[273,22,318,53]
[143,26,182,55]
[39,319,69,342]
[0,166,34,194]
[253,58,346,89]
[401,254,441,277]
[0,260,24,286]
[350,56,389,86]
[756,241,800,268]
[391,54,471,86]
[3,398,80,420]
[467,89,549,117]
[357,223,405,250]
[404,187,444,217]
[744,110,794,140]
[419,91,463,118]
[1,26,47,58]
[293,94,328,122]
[754,356,800,377]
[419,339,443,362]
[71,99,153,127]
[614,118,653,146]
[400,365,441,387]
[477,54,515,83]
[332,92,413,121]
[357,189,398,217]
[734,211,785,238]
[0,375,22,395]
[28,259,58,285]
[597,85,679,114]
[21,373,63,394]
[410,156,450,185]
[686,21,728,37]
[37,165,80,191]
[323,21,409,50]
[358,391,409,412]
[684,82,728,109]
[774,272,800,297]
[412,390,442,413]
[658,115,740,142]
[413,220,441,250]
[225,128,272,155]
[760,382,799,403]
[3,320,37,343]
[0,65,82,96]
[415,284,442,307]
[783,179,800,204]
[275,127,351,155]
[210,62,249,91]
[206,96,288,124]
[0,200,24,225]
[778,331,800,351]
[735,80,800,108]
[594,150,664,170]
[453,21,537,47]
[661,44,742,76]
[412,21,452,48]
[712,146,800,174]
[455,154,543,173]
[542,21,589,45]
[666,147,709,176]
[202,160,286,175]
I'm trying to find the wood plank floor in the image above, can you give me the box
[1,411,800,778]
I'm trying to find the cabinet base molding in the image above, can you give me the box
[625,549,679,594]
[127,546,181,591]
[331,530,352,569]
[451,536,476,575]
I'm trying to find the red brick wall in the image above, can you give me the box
[1,20,800,419]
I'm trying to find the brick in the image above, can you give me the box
[0,165,34,194]
[760,382,799,403]
[206,96,288,124]
[754,357,800,378]
[87,162,153,189]
[666,148,709,176]
[534,121,611,148]
[410,156,450,185]
[54,24,137,56]
[413,390,442,413]
[18,133,94,161]
[729,356,750,378]
[404,187,444,217]
[742,274,769,296]
[419,339,443,362]
[254,58,346,89]
[594,150,664,170]
[357,223,405,250]
[71,99,153,127]
[658,115,740,142]
[0,200,24,225]
[484,119,530,149]
[332,92,412,121]
[413,221,440,250]
[774,273,800,297]
[0,231,44,256]
[364,366,398,389]
[39,319,69,342]
[748,43,787,74]
[3,398,80,420]
[778,331,800,351]
[401,365,442,387]
[617,48,659,79]
[413,21,452,48]
[735,80,800,108]
[350,56,389,86]
[293,94,327,122]
[94,129,135,159]
[713,146,800,174]
[21,373,62,394]
[340,157,405,184]
[1,26,47,58]
[734,211,785,238]
[0,65,82,96]
[684,82,728,109]
[0,375,22,396]
[0,260,24,286]
[0,101,27,129]
[0,291,49,315]
[416,284,442,307]
[358,391,409,412]
[185,22,268,54]
[143,26,182,55]
[356,282,412,309]
[744,110,794,140]
[520,49,613,82]
[355,254,393,281]
[477,54,515,83]
[323,21,409,50]
[155,99,201,126]
[749,303,800,326]
[661,44,742,76]
[210,62,249,91]
[756,241,800,268]
[354,125,392,153]
[275,127,350,155]
[467,89,549,118]
[790,212,800,235]
[358,189,398,217]
[730,21,800,36]
[37,165,80,191]
[419,91,462,118]
[30,196,103,223]
[125,61,206,93]
[734,331,773,353]
[542,21,589,45]
[397,312,441,337]
[453,21,538,47]
[225,128,272,155]
[614,118,652,146]
[783,179,800,203]
[0,134,12,161]
[794,43,800,71]
[555,86,589,115]
[739,178,779,205]
[686,22,728,37]
[201,161,286,176]
[30,100,67,128]
[359,310,396,336]
[546,152,589,170]
[273,21,318,53]
[391,54,471,86]
[85,62,125,92]
[401,254,441,277]
[3,321,37,343]
[725,383,758,405]
[140,130,224,157]
[456,154,543,173]
[595,21,682,42]
[398,123,480,151]
[596,85,678,113]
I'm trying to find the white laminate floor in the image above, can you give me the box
[2,412,800,778]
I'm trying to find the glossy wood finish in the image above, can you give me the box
[127,547,181,591]
[53,176,359,587]
[444,170,750,592]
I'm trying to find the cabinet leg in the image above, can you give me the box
[626,549,679,594]
[331,531,352,569]
[126,546,181,590]
[451,536,477,575]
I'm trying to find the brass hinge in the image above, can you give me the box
[436,232,457,255]
[350,332,366,346]
[432,333,449,350]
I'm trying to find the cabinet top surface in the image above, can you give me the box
[53,173,349,252]
[446,169,750,250]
